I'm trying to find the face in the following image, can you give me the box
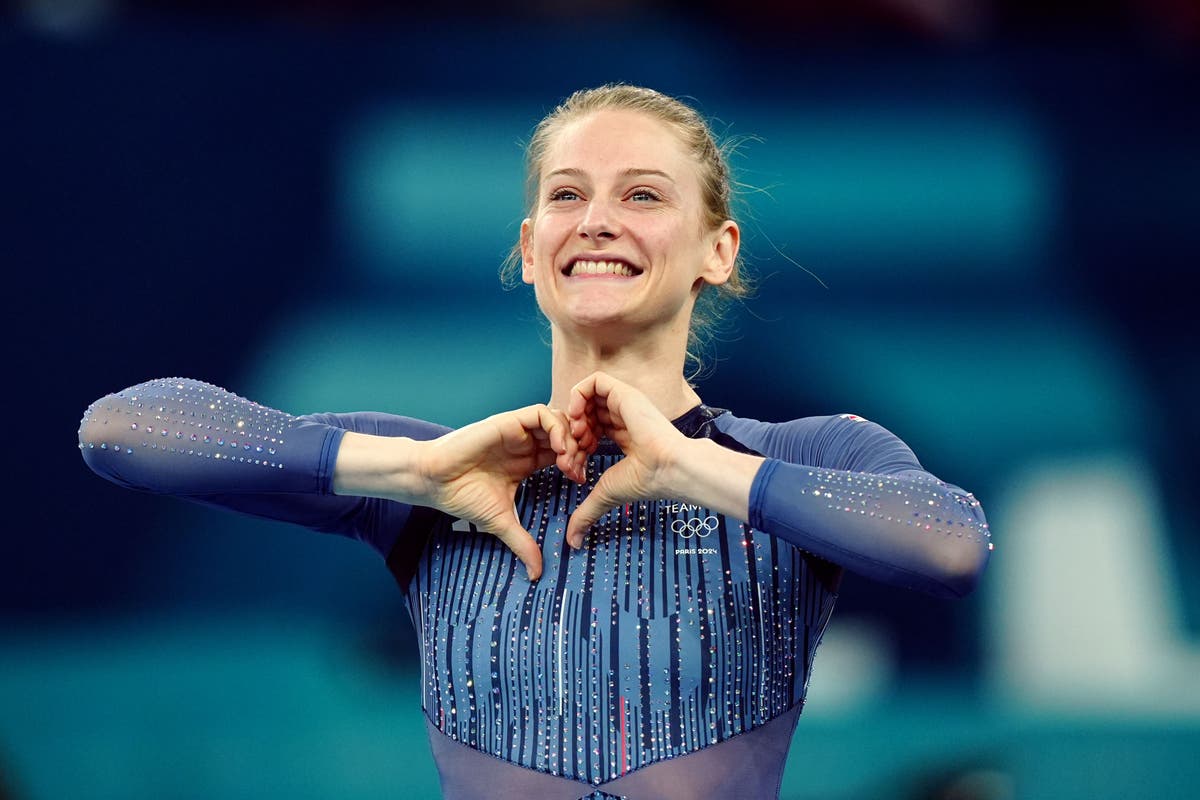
[520,109,738,343]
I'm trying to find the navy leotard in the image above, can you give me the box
[79,379,991,800]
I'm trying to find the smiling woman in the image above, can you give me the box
[79,84,991,800]
[506,85,750,377]
[520,108,738,383]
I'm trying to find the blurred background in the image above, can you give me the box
[4,0,1200,797]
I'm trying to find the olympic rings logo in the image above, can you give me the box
[671,516,719,538]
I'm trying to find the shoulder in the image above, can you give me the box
[711,410,922,473]
[709,409,862,454]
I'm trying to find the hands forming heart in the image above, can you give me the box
[419,372,690,580]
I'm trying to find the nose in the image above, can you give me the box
[577,197,620,241]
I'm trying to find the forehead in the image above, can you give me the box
[540,109,695,184]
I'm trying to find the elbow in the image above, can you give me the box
[79,396,112,470]
[78,393,135,486]
[928,489,993,599]
[79,394,107,444]
[929,535,992,599]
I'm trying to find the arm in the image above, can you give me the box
[745,442,989,600]
[566,373,991,599]
[80,377,584,577]
[78,377,449,557]
[331,404,585,578]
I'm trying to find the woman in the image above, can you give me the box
[80,85,991,800]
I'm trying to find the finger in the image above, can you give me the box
[574,373,628,430]
[567,389,591,431]
[535,405,569,455]
[569,415,589,439]
[555,450,576,481]
[551,443,586,484]
[550,435,589,485]
[568,404,600,457]
[502,404,564,453]
[574,370,621,407]
[508,407,582,485]
[547,407,578,455]
[567,375,598,420]
[571,382,608,439]
[565,464,630,549]
[494,410,535,453]
[536,405,587,482]
[489,516,544,581]
[572,419,599,453]
[542,407,585,479]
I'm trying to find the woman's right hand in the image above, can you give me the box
[336,404,584,581]
[416,404,584,579]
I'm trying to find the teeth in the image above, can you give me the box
[568,260,636,277]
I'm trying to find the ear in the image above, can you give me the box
[700,220,739,287]
[520,218,536,284]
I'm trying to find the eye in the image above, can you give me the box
[549,188,581,202]
[628,187,662,202]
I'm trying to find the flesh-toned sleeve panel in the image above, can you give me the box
[720,414,991,598]
[78,377,450,557]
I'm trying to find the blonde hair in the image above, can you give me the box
[502,84,750,373]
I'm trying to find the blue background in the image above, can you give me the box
[4,4,1199,798]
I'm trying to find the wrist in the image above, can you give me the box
[390,436,438,505]
[669,438,763,522]
[332,431,434,505]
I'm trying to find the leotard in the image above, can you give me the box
[79,379,990,800]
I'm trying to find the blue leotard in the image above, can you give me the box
[79,378,990,800]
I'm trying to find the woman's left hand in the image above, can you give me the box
[565,372,689,547]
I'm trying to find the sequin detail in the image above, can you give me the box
[77,378,291,470]
[797,468,990,543]
[408,457,837,787]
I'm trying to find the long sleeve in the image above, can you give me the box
[78,377,451,558]
[714,412,991,599]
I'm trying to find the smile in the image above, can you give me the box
[564,259,642,278]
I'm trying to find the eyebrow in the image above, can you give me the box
[543,167,677,184]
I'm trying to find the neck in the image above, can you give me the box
[547,325,702,419]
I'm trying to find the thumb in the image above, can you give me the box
[566,464,630,549]
[489,515,544,581]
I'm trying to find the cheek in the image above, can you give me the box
[652,222,694,260]
[535,217,573,255]
[523,224,560,282]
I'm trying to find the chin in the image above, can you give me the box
[566,313,628,333]
[558,297,636,328]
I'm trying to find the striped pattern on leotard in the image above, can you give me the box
[400,406,839,786]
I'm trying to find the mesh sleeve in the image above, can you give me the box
[724,413,992,598]
[78,377,449,557]
[749,459,991,598]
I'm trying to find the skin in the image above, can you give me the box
[520,109,739,418]
[333,108,767,579]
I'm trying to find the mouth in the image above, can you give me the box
[562,258,643,278]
